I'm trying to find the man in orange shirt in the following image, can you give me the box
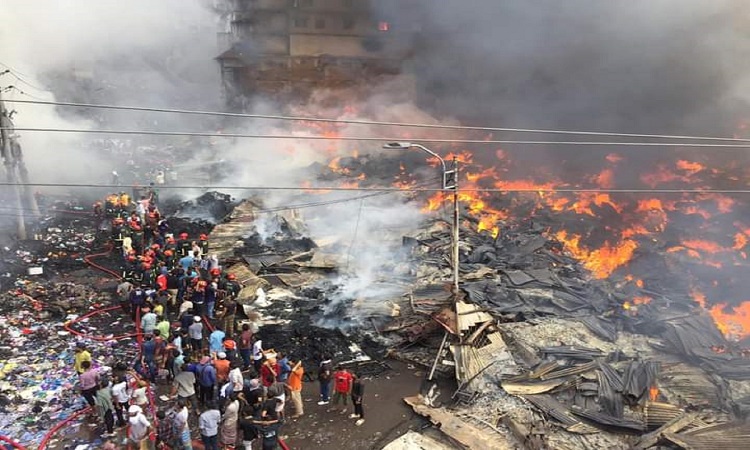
[287,360,304,418]
[214,352,230,385]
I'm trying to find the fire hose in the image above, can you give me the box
[82,244,122,280]
[37,407,92,450]
[63,304,139,341]
[0,435,28,450]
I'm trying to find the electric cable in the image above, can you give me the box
[7,97,750,143]
[0,181,748,194]
[6,126,750,147]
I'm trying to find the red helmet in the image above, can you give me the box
[179,232,188,239]
[210,268,221,276]
[226,273,236,280]
[199,234,208,241]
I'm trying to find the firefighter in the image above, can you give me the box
[224,273,242,300]
[129,216,145,255]
[198,234,209,255]
[177,232,192,257]
[119,191,131,211]
[105,193,119,217]
[93,201,104,218]
[112,217,126,251]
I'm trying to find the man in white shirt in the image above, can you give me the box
[111,375,130,427]
[252,338,264,373]
[127,405,152,450]
[199,401,221,450]
[140,308,157,335]
[173,399,192,450]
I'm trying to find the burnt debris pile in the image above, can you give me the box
[391,212,750,449]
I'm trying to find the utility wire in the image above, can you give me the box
[4,127,750,148]
[8,97,750,143]
[1,181,750,194]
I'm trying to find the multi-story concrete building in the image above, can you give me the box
[216,0,415,108]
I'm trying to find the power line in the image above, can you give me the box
[5,127,750,148]
[8,97,750,143]
[1,181,750,194]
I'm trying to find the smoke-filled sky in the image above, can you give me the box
[392,0,750,135]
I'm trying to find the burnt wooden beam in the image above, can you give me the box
[633,413,695,450]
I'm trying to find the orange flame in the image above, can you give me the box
[649,386,659,402]
[554,230,638,279]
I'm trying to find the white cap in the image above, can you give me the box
[194,316,202,322]
[218,352,227,359]
[128,405,142,415]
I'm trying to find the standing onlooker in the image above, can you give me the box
[79,360,99,408]
[156,315,170,343]
[127,405,152,450]
[198,356,217,406]
[199,401,221,450]
[111,375,129,428]
[141,307,158,335]
[220,393,240,449]
[95,379,116,437]
[209,325,226,356]
[276,352,291,383]
[74,342,92,375]
[287,360,304,418]
[239,415,259,450]
[214,352,231,386]
[260,356,279,388]
[332,366,353,413]
[317,355,333,406]
[170,364,198,412]
[188,316,203,354]
[238,324,253,369]
[350,373,365,426]
[252,336,264,373]
[156,409,174,449]
[173,399,192,450]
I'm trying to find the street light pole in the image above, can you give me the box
[451,156,459,296]
[383,142,460,295]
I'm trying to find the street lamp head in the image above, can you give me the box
[382,142,413,150]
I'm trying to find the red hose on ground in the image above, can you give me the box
[0,435,28,450]
[83,245,122,280]
[63,304,139,341]
[37,407,92,450]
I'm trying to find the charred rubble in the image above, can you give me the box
[388,212,750,449]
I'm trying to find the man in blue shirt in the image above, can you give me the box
[209,326,226,356]
[178,253,194,272]
[198,357,217,406]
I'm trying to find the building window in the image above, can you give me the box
[315,18,326,29]
[342,16,355,30]
[294,16,309,28]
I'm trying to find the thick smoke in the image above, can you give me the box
[387,0,749,133]
[0,0,221,184]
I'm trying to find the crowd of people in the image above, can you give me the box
[73,188,366,449]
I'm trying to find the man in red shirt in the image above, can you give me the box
[332,366,353,413]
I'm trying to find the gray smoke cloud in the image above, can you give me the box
[390,0,750,134]
[0,0,221,184]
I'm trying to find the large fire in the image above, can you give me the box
[304,113,750,342]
